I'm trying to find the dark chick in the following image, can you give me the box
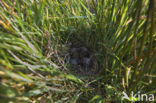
[79,47,90,58]
[82,57,92,67]
[71,58,79,65]
[70,48,80,65]
[71,48,79,58]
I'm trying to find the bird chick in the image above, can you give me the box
[71,48,79,58]
[71,58,79,65]
[79,47,89,58]
[82,57,91,67]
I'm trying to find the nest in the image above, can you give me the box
[69,46,98,76]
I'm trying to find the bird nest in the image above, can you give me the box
[69,46,98,76]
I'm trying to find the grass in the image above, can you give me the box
[0,0,156,103]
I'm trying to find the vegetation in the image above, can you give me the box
[0,0,155,102]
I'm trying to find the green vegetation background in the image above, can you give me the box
[0,0,155,103]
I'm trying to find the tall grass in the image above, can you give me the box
[0,0,155,103]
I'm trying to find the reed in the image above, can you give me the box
[0,0,155,102]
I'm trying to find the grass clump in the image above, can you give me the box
[0,0,155,103]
